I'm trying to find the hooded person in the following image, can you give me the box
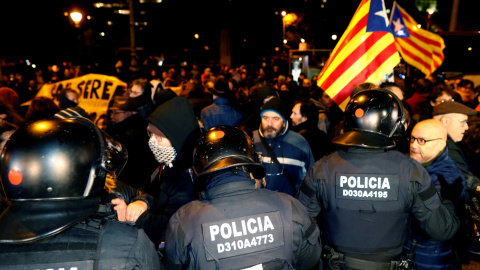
[128,78,156,120]
[110,96,201,248]
[252,97,314,196]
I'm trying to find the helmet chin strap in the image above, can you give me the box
[388,115,406,137]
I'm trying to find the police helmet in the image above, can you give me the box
[0,117,127,243]
[193,126,265,189]
[332,89,405,149]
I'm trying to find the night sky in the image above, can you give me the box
[1,0,480,73]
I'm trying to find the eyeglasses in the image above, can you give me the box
[435,98,454,104]
[447,117,468,127]
[129,90,143,97]
[110,111,127,115]
[410,135,442,145]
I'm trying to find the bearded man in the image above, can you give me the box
[252,97,314,196]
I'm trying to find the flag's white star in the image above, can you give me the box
[375,0,389,27]
[392,18,405,32]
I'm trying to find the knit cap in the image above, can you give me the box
[260,97,288,124]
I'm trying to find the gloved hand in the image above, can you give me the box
[466,196,480,222]
[438,175,463,202]
[106,179,153,208]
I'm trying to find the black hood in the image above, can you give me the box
[147,97,201,168]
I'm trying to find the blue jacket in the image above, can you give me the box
[404,146,466,270]
[200,97,243,130]
[253,126,314,196]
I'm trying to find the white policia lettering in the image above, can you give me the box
[339,176,391,189]
[210,216,275,241]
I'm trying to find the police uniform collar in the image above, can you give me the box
[204,180,255,200]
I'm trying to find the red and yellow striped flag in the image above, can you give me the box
[317,0,400,109]
[390,2,445,76]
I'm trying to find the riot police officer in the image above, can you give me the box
[0,118,161,270]
[163,125,321,269]
[297,89,461,270]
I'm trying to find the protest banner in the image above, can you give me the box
[30,73,127,129]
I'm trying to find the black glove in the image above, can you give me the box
[438,175,463,202]
[107,179,153,207]
[466,196,480,222]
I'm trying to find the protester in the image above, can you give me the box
[110,96,201,248]
[252,97,314,196]
[290,99,333,161]
[406,119,466,269]
[24,96,60,122]
[128,78,156,120]
[105,96,157,189]
[200,77,243,130]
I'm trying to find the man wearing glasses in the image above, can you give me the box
[106,96,157,189]
[407,118,466,269]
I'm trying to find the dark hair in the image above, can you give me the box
[298,99,318,124]
[458,79,474,88]
[414,78,433,94]
[380,82,401,90]
[310,87,325,100]
[350,82,378,97]
[428,83,456,103]
[25,97,60,123]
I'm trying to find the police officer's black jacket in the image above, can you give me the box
[297,147,460,258]
[0,211,161,270]
[163,172,322,269]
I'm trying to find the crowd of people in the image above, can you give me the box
[1,59,480,269]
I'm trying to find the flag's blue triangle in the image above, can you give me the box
[390,3,410,38]
[367,0,392,33]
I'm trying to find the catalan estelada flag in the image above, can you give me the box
[317,0,400,109]
[390,2,445,76]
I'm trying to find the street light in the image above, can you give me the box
[129,0,138,72]
[426,8,434,31]
[70,12,82,28]
[281,11,287,53]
